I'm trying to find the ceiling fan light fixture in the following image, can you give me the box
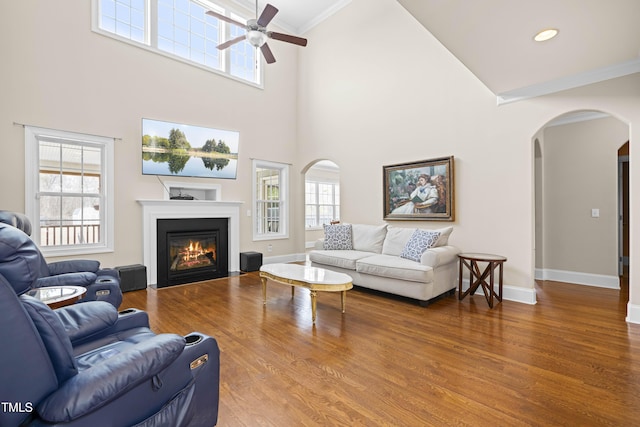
[534,28,559,42]
[246,29,268,47]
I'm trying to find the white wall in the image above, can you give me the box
[0,1,302,267]
[297,0,640,312]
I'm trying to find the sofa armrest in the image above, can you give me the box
[420,245,461,268]
[314,239,324,250]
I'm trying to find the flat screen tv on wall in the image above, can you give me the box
[142,118,239,179]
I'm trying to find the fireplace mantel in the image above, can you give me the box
[137,199,243,286]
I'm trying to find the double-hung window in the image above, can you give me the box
[93,0,260,85]
[24,127,114,257]
[253,160,288,240]
[305,180,340,228]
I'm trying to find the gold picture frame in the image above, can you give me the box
[383,156,454,221]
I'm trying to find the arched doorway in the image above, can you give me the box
[302,160,340,251]
[534,110,630,308]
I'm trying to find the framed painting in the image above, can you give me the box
[383,156,454,221]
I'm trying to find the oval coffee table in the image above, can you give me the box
[259,263,353,323]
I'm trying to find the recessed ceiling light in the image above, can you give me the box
[534,28,559,42]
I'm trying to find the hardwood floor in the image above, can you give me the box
[121,272,640,426]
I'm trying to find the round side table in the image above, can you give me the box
[458,253,507,308]
[26,285,87,309]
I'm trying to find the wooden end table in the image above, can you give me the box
[259,263,353,324]
[26,285,87,309]
[458,253,507,308]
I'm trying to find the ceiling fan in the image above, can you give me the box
[206,2,307,64]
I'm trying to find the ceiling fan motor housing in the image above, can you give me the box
[246,19,268,47]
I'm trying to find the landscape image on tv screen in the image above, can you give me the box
[142,118,239,179]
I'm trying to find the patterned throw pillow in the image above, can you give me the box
[400,229,441,262]
[323,224,353,250]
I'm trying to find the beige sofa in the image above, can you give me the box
[309,224,460,305]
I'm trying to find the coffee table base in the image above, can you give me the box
[259,264,353,323]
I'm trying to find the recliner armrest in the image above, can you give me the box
[48,259,100,275]
[37,334,186,423]
[35,272,97,288]
[55,301,119,342]
[420,245,461,268]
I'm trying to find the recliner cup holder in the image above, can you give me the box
[119,308,136,315]
[184,334,202,346]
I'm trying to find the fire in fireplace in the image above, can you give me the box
[169,233,217,271]
[157,218,228,287]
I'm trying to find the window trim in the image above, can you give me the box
[252,159,289,241]
[91,0,263,88]
[25,126,115,257]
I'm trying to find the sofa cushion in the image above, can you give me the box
[309,250,372,271]
[381,226,416,256]
[432,226,453,247]
[323,224,353,250]
[400,229,441,262]
[351,224,387,253]
[356,254,434,283]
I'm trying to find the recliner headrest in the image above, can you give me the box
[0,211,32,236]
[0,223,45,295]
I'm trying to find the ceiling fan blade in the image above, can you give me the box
[257,4,278,27]
[217,35,246,50]
[268,32,308,47]
[260,43,276,64]
[206,10,246,28]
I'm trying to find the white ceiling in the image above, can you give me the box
[236,0,640,104]
[396,0,640,103]
[228,0,351,35]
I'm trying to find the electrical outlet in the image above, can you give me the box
[267,244,273,252]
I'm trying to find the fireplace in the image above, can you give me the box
[157,218,228,287]
[137,199,242,287]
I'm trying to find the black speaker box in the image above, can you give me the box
[116,264,147,292]
[240,252,262,272]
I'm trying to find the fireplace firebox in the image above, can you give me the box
[157,218,228,288]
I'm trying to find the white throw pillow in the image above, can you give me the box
[323,224,353,250]
[351,224,388,253]
[381,226,416,256]
[400,229,441,262]
[432,226,453,247]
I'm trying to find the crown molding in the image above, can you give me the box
[497,58,640,105]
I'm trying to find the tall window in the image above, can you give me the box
[253,160,288,240]
[93,0,260,85]
[25,127,114,256]
[305,181,340,228]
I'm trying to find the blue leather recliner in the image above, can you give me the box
[0,224,220,426]
[0,211,122,308]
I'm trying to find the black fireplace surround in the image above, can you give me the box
[157,218,228,288]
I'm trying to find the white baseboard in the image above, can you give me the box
[263,253,306,265]
[459,279,537,305]
[626,302,640,324]
[535,268,620,289]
